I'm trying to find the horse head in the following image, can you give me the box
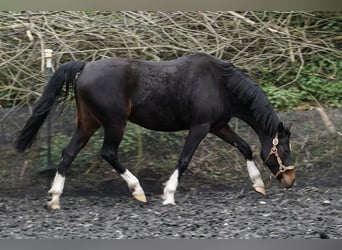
[261,122,296,188]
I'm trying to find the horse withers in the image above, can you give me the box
[15,53,295,209]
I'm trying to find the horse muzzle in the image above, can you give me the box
[279,169,296,188]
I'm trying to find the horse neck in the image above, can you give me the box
[220,61,280,146]
[235,108,279,148]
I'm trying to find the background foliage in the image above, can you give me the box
[0,11,341,110]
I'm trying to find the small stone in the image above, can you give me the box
[323,200,331,205]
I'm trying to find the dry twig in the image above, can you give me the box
[0,11,340,107]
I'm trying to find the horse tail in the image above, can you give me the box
[15,61,86,152]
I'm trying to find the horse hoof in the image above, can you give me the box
[162,196,176,205]
[134,193,147,203]
[48,202,61,210]
[162,200,176,205]
[254,186,266,195]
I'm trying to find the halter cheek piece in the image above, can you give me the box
[263,132,295,178]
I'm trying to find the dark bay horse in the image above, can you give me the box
[16,53,295,209]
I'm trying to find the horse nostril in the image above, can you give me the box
[280,179,289,188]
[280,171,296,188]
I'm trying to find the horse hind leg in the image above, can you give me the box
[101,123,146,203]
[48,115,99,209]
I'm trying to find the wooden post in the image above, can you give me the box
[44,49,53,169]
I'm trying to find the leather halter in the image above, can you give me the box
[263,132,295,178]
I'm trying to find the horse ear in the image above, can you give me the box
[278,122,291,137]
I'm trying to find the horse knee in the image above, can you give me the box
[237,144,253,160]
[101,149,118,163]
[177,158,191,179]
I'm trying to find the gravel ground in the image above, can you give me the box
[1,108,341,239]
[0,185,341,239]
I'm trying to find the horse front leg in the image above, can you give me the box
[211,125,266,195]
[162,123,210,205]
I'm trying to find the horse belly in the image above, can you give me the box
[128,102,190,132]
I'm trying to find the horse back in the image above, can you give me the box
[76,54,231,131]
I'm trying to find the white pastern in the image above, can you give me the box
[48,173,65,209]
[246,160,265,188]
[121,169,145,198]
[162,169,179,205]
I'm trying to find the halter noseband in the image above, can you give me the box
[263,132,295,178]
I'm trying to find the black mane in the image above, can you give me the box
[219,61,280,135]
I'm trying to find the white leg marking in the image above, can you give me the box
[247,160,265,188]
[121,169,146,202]
[162,169,179,205]
[48,173,65,209]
